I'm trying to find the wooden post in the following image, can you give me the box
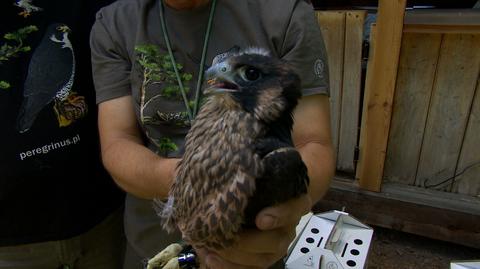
[356,0,407,191]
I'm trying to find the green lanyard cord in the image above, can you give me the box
[158,0,218,122]
[193,0,218,117]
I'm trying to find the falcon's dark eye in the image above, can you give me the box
[242,67,261,81]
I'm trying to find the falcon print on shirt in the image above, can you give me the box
[16,23,88,133]
[0,1,89,133]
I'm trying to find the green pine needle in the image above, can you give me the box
[0,81,11,89]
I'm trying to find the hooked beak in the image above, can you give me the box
[203,63,239,95]
[57,25,71,33]
[203,77,239,95]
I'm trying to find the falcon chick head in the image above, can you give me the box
[204,48,302,123]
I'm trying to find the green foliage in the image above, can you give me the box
[0,25,38,63]
[183,73,193,81]
[188,100,196,111]
[0,81,11,89]
[0,25,38,89]
[163,85,190,99]
[135,44,193,100]
[135,44,195,153]
[157,137,178,156]
[4,25,38,42]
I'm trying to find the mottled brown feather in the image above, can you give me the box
[163,94,265,249]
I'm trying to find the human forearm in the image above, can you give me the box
[98,96,177,200]
[296,141,335,204]
[292,95,335,204]
[101,135,178,199]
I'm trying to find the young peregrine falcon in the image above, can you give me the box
[159,48,309,253]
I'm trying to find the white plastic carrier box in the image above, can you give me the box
[286,210,374,269]
[451,261,480,269]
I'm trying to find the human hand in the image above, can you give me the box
[197,194,312,269]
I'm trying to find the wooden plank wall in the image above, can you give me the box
[384,33,442,185]
[338,11,366,173]
[415,34,480,191]
[384,33,480,196]
[318,7,480,197]
[316,11,345,163]
[453,78,480,196]
[316,11,366,174]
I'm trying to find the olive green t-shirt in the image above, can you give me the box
[90,0,329,258]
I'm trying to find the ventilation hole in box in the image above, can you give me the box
[351,249,360,256]
[311,228,319,234]
[317,237,323,247]
[306,237,314,243]
[354,239,363,245]
[300,247,310,254]
[347,260,356,267]
[341,243,348,257]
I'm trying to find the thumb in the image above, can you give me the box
[255,195,312,230]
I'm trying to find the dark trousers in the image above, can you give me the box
[0,208,125,269]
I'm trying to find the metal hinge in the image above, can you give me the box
[362,40,370,61]
[354,146,360,163]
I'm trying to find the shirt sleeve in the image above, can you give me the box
[90,9,132,104]
[280,0,330,96]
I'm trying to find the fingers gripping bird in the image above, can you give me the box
[149,48,309,269]
[16,24,87,133]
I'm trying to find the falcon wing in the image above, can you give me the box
[170,146,262,250]
[16,27,74,132]
[244,145,309,227]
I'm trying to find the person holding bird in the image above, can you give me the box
[90,0,335,268]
